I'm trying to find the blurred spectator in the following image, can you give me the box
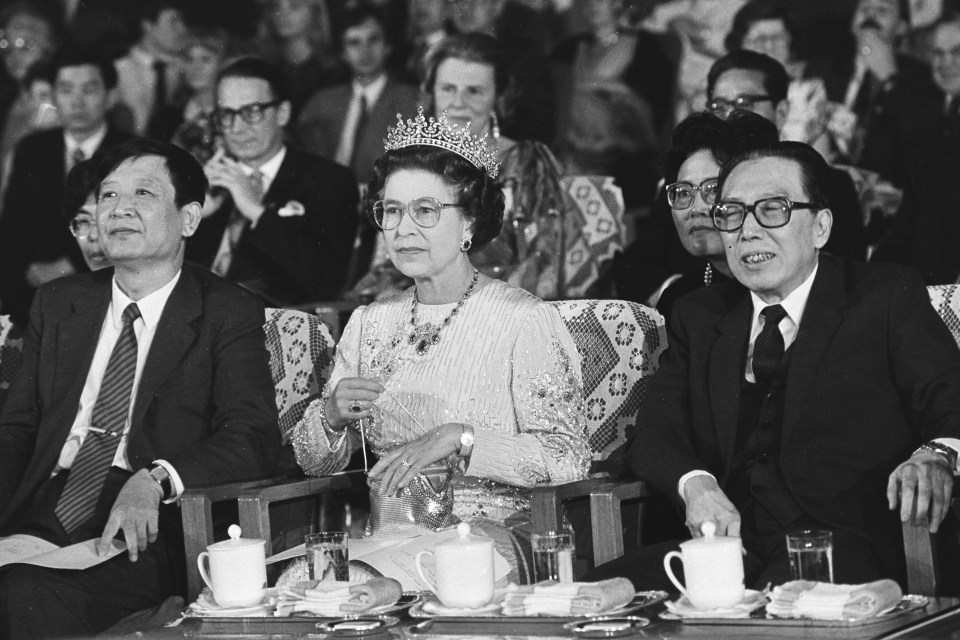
[115,0,190,136]
[551,0,678,148]
[395,0,449,83]
[257,0,346,118]
[448,0,557,143]
[0,4,58,164]
[805,0,937,166]
[297,5,419,183]
[187,56,359,305]
[872,14,960,284]
[725,0,805,78]
[0,51,130,324]
[63,158,109,272]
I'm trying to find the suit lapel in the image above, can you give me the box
[130,268,203,430]
[262,151,300,211]
[709,290,752,473]
[782,258,847,441]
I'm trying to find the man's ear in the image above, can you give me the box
[276,100,292,128]
[774,99,789,130]
[813,207,833,249]
[181,202,202,237]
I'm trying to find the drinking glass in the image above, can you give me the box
[531,531,574,583]
[306,531,349,581]
[785,530,834,582]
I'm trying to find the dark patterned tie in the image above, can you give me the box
[752,304,787,384]
[946,95,960,138]
[153,59,168,110]
[56,303,141,533]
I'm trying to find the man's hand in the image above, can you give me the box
[887,452,955,533]
[857,29,897,81]
[203,151,266,223]
[98,469,163,561]
[682,475,741,538]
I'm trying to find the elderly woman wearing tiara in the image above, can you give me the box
[291,108,590,583]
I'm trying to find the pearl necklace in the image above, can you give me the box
[407,268,480,356]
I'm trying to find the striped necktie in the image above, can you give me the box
[55,303,141,534]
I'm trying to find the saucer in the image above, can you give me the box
[662,589,767,620]
[417,597,502,616]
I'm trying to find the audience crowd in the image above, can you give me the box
[0,0,958,636]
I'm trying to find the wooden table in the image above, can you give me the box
[121,597,960,639]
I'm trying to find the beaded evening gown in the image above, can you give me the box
[292,280,591,582]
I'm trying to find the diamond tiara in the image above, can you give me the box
[383,106,500,179]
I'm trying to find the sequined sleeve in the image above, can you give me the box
[466,303,591,486]
[291,308,365,476]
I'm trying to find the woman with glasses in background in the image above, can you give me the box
[289,109,590,584]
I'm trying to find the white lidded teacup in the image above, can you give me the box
[415,522,495,609]
[663,522,745,610]
[197,524,267,608]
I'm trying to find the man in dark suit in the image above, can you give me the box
[297,5,420,185]
[0,138,280,636]
[189,56,359,305]
[0,50,130,326]
[591,142,960,589]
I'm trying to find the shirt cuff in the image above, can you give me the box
[677,469,716,501]
[153,459,183,504]
[933,438,960,473]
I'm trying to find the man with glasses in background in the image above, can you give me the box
[188,56,359,305]
[589,141,960,590]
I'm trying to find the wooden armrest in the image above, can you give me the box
[903,519,937,597]
[531,477,613,535]
[589,480,647,566]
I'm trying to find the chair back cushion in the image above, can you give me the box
[263,308,335,444]
[928,285,960,347]
[0,315,22,412]
[550,300,666,463]
[561,175,627,298]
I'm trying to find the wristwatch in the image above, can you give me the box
[457,425,475,458]
[912,441,959,471]
[148,464,173,500]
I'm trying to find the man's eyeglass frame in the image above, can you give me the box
[711,196,821,232]
[69,217,95,239]
[372,197,464,230]
[214,100,283,128]
[707,94,774,114]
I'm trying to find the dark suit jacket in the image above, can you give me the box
[631,255,960,575]
[0,126,131,324]
[297,77,421,184]
[0,265,280,532]
[186,148,359,305]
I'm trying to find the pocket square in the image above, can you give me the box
[278,200,305,217]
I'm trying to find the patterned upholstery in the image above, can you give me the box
[550,300,667,463]
[928,285,960,347]
[0,315,22,412]
[263,308,335,444]
[561,176,627,298]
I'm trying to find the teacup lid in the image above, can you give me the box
[681,521,740,547]
[436,522,493,549]
[206,524,266,552]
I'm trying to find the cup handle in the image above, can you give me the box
[197,551,215,592]
[663,551,687,596]
[414,550,437,593]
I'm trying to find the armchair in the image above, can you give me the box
[0,315,23,413]
[532,300,667,571]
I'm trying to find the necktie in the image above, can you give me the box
[56,303,141,534]
[336,92,368,168]
[752,304,787,384]
[70,146,85,172]
[212,171,263,277]
[153,59,168,110]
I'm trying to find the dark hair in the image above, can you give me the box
[138,0,184,24]
[63,158,101,221]
[707,50,789,104]
[717,141,831,209]
[724,0,798,54]
[23,59,54,87]
[363,145,504,251]
[336,5,390,49]
[423,32,515,120]
[96,138,208,208]
[663,111,779,184]
[50,49,118,90]
[216,55,289,102]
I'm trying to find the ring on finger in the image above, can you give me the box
[349,402,363,414]
[401,459,413,468]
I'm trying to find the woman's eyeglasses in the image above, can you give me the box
[372,197,463,230]
[69,217,95,239]
[666,179,719,210]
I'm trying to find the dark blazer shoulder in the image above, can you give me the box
[282,147,355,181]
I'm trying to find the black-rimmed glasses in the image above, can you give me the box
[69,217,95,239]
[712,196,820,232]
[707,94,773,115]
[666,178,719,210]
[372,197,463,230]
[214,100,283,128]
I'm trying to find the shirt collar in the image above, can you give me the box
[64,124,108,158]
[110,270,181,331]
[243,146,287,187]
[749,262,819,328]
[352,74,388,106]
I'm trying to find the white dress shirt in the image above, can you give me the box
[55,272,185,499]
[335,74,387,167]
[64,124,107,171]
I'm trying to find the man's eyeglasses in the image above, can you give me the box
[69,217,95,239]
[372,197,462,230]
[707,94,773,115]
[666,178,719,210]
[712,197,820,232]
[214,100,283,128]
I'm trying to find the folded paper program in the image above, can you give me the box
[766,579,902,621]
[275,577,402,617]
[501,578,635,616]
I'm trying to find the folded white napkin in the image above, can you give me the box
[274,577,402,617]
[501,579,635,616]
[766,580,902,621]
